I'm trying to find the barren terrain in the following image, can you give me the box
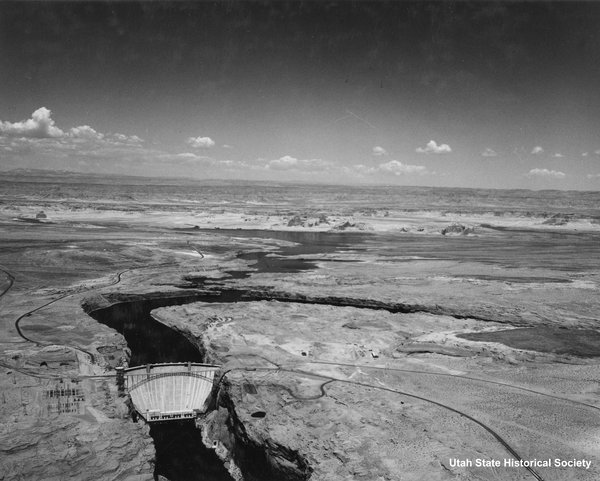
[1,175,599,481]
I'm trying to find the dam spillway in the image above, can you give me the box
[121,363,220,422]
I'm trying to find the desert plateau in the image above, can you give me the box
[1,173,599,481]
[3,2,600,479]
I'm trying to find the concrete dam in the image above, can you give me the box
[119,362,220,422]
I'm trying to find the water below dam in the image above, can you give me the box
[89,295,234,481]
[86,230,372,480]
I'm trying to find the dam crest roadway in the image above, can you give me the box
[118,362,220,423]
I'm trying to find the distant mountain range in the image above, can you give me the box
[0,168,285,187]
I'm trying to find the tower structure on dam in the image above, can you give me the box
[122,363,220,422]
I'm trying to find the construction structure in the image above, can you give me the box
[118,362,220,422]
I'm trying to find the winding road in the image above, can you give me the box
[307,359,600,413]
[223,361,547,481]
[6,262,177,370]
[3,259,592,481]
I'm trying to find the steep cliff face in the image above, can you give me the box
[149,308,313,481]
[153,299,600,481]
[87,291,309,481]
[86,293,234,481]
[199,379,313,481]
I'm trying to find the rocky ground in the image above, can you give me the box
[1,179,599,481]
[153,292,600,481]
[0,219,242,480]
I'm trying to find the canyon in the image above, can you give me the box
[1,177,600,480]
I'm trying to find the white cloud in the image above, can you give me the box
[416,140,451,154]
[582,152,589,157]
[69,125,104,140]
[0,107,64,138]
[0,108,147,151]
[586,173,600,179]
[352,164,377,175]
[187,136,215,148]
[526,168,566,179]
[531,146,544,155]
[266,155,329,171]
[372,146,387,156]
[349,160,429,178]
[552,153,564,158]
[481,148,498,157]
[594,149,600,155]
[379,160,427,175]
[218,159,251,170]
[112,133,143,144]
[0,109,155,172]
[222,144,234,149]
[267,155,298,169]
[165,152,214,164]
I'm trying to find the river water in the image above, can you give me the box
[88,230,364,481]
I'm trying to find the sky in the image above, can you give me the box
[1,1,600,190]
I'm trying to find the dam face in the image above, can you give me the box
[89,297,234,481]
[123,363,219,422]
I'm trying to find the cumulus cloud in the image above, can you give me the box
[582,152,589,157]
[587,173,600,179]
[267,155,298,169]
[595,149,600,155]
[0,107,147,149]
[481,148,498,157]
[217,159,253,170]
[416,140,451,154]
[266,155,329,171]
[531,146,544,155]
[69,125,104,140]
[352,164,377,175]
[526,168,566,179]
[552,153,564,158]
[349,160,430,178]
[379,160,427,175]
[187,136,215,148]
[0,107,158,174]
[112,133,143,144]
[164,152,214,164]
[372,146,387,156]
[0,107,64,138]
